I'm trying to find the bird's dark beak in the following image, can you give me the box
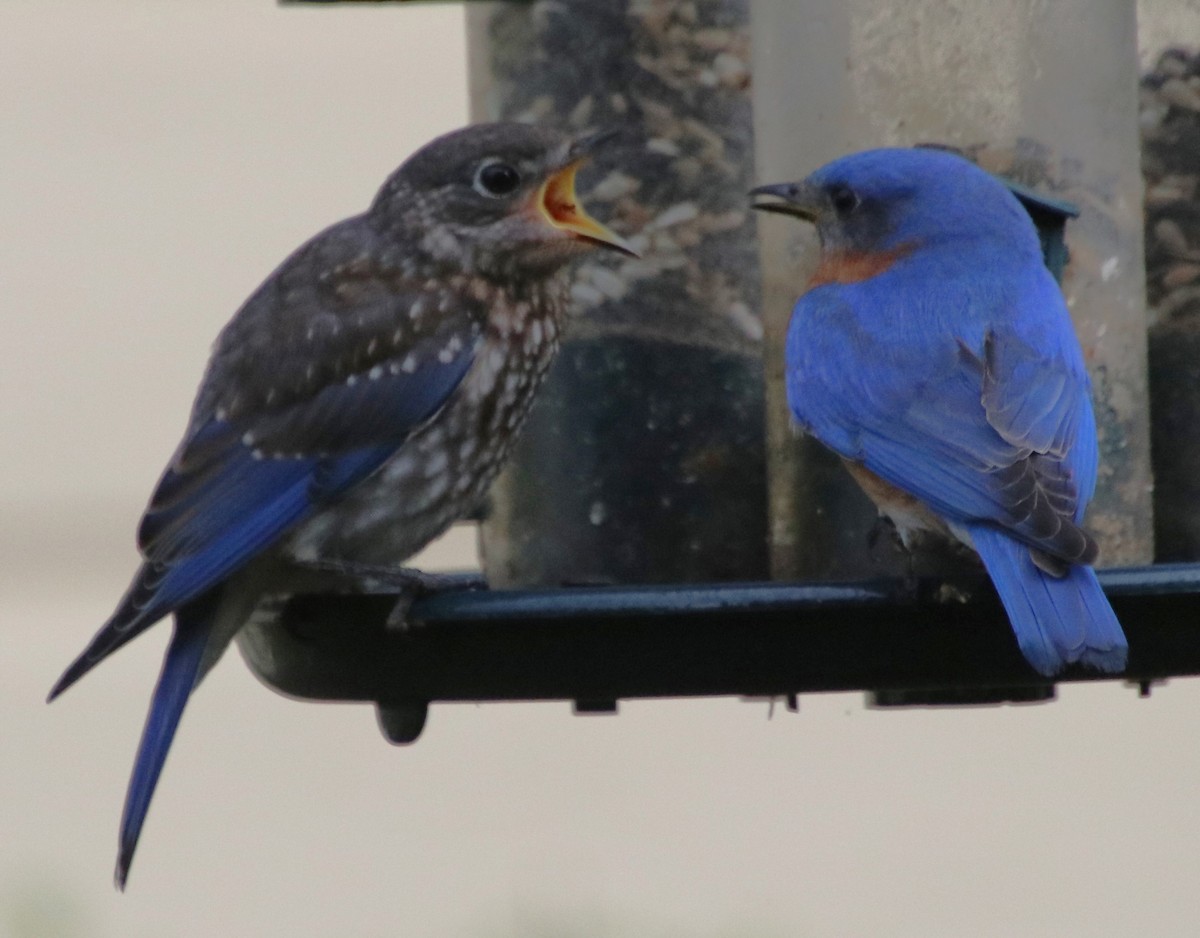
[567,128,621,161]
[535,132,640,258]
[749,181,823,222]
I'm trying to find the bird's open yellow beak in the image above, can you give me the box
[537,161,640,257]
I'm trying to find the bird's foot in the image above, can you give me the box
[866,514,904,553]
[381,568,488,629]
[295,559,487,628]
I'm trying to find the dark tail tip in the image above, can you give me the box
[47,654,91,703]
[114,849,132,891]
[47,671,75,704]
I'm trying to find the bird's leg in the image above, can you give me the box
[866,514,918,578]
[294,559,487,628]
[866,514,901,553]
[386,567,488,629]
[864,516,924,598]
[298,558,484,591]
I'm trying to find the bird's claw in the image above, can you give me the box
[866,515,901,552]
[379,568,487,629]
[293,559,487,628]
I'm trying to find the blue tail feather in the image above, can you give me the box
[968,524,1127,676]
[115,598,214,890]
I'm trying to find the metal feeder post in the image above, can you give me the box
[752,0,1154,581]
[1138,27,1200,561]
[465,0,769,588]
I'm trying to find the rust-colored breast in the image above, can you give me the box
[843,460,925,513]
[808,243,915,289]
[842,458,951,545]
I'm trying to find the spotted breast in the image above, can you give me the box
[282,272,571,566]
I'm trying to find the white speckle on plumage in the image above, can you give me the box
[437,346,455,364]
[288,513,335,561]
[306,326,316,342]
[404,482,437,514]
[401,354,418,373]
[368,364,384,381]
[459,438,477,461]
[424,450,448,477]
[346,374,359,386]
[241,431,256,446]
[409,297,427,321]
[472,349,497,388]
[504,371,521,395]
[215,407,228,421]
[438,292,454,314]
[530,319,543,347]
[389,362,402,376]
[305,364,316,382]
[386,453,417,479]
[265,388,277,405]
[424,473,449,502]
[421,226,461,263]
[367,338,378,356]
[251,448,265,461]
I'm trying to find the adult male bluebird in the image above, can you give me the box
[751,147,1127,677]
[50,122,636,887]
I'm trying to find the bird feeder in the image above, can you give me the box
[467,0,769,589]
[241,0,1200,740]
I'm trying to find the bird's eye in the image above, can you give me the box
[829,184,860,216]
[473,161,522,198]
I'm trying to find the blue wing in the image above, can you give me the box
[50,328,478,700]
[786,258,1126,675]
[786,259,1097,562]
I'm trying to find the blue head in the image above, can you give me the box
[752,147,1042,264]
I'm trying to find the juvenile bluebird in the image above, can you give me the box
[50,122,636,887]
[751,147,1127,677]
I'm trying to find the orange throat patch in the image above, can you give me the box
[808,243,915,288]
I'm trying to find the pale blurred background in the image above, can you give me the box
[3,2,1200,936]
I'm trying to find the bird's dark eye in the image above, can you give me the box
[829,184,860,216]
[474,161,522,198]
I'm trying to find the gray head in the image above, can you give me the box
[372,122,637,281]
